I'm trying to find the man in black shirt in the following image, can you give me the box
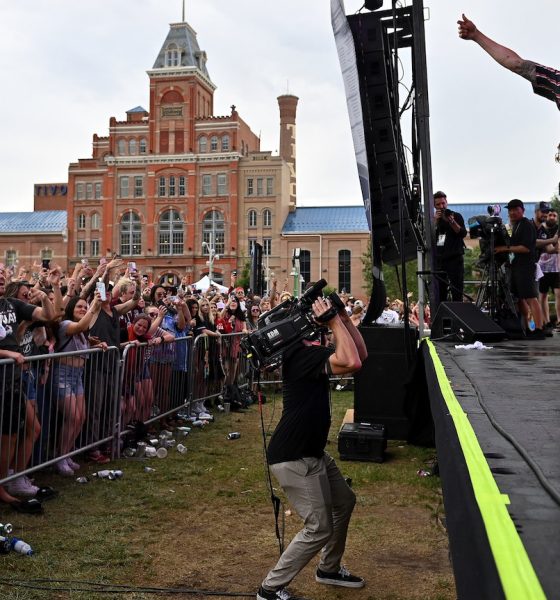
[495,199,545,339]
[257,296,367,600]
[433,191,467,305]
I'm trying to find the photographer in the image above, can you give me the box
[257,295,367,600]
[495,199,545,339]
[433,191,467,304]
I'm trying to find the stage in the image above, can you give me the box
[423,336,560,600]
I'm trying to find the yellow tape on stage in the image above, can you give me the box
[427,340,545,600]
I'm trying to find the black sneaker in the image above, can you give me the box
[315,566,365,588]
[526,328,546,340]
[257,586,306,600]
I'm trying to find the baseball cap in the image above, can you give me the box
[506,199,524,210]
[537,201,551,212]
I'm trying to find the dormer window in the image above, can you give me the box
[165,43,181,67]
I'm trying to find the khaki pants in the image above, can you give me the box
[262,452,356,591]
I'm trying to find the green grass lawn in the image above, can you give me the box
[0,389,454,600]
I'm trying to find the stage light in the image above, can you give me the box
[364,0,383,10]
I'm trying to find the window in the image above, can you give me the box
[217,173,227,196]
[263,238,272,256]
[199,136,207,153]
[159,177,166,197]
[338,249,351,293]
[134,176,144,198]
[159,209,184,255]
[117,139,126,155]
[248,238,257,256]
[248,210,257,228]
[76,183,84,200]
[119,176,129,198]
[222,135,230,151]
[129,139,137,155]
[266,177,274,196]
[165,43,181,67]
[179,176,186,196]
[94,182,102,199]
[210,136,218,151]
[91,212,101,230]
[256,178,263,196]
[77,213,86,229]
[202,174,212,196]
[5,250,17,266]
[91,240,100,257]
[139,138,147,154]
[263,209,272,228]
[77,241,86,257]
[169,176,176,197]
[202,210,225,255]
[300,250,311,285]
[120,211,142,256]
[247,178,254,196]
[86,183,93,200]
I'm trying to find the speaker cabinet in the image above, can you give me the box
[431,302,506,343]
[354,326,418,439]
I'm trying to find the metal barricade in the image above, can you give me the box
[0,346,120,485]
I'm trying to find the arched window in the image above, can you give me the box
[77,213,86,229]
[222,135,230,151]
[159,209,184,255]
[165,43,181,67]
[202,210,225,255]
[117,139,126,155]
[120,211,142,256]
[263,209,272,228]
[91,212,101,230]
[338,249,351,293]
[199,136,207,153]
[210,136,218,151]
[129,139,137,155]
[139,138,147,154]
[248,210,257,228]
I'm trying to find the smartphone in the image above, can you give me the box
[81,258,89,267]
[232,270,237,276]
[42,259,51,270]
[128,261,137,272]
[95,281,107,301]
[99,257,107,266]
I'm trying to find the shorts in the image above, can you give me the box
[53,363,85,401]
[0,369,26,435]
[511,264,538,300]
[21,369,37,401]
[538,272,560,294]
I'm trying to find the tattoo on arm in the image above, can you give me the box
[519,60,536,83]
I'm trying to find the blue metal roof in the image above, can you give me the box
[127,106,148,113]
[0,211,67,234]
[449,202,537,223]
[282,206,369,234]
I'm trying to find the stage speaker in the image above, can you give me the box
[250,242,264,296]
[354,326,418,439]
[431,302,506,343]
[348,12,420,266]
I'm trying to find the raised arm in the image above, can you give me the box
[457,14,536,82]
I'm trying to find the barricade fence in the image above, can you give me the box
[0,331,249,485]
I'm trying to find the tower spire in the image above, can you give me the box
[182,0,185,23]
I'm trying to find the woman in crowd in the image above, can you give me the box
[216,296,247,385]
[52,293,102,475]
[246,303,261,332]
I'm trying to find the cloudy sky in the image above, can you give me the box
[0,0,558,213]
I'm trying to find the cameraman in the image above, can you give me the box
[257,296,367,600]
[433,191,467,304]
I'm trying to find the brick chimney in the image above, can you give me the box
[278,94,298,210]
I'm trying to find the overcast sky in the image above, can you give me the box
[0,0,558,213]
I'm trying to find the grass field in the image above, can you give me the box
[0,389,455,600]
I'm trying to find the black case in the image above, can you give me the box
[338,423,387,463]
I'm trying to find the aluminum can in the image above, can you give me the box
[227,432,241,440]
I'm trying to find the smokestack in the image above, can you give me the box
[278,94,298,210]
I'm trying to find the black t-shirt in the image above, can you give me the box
[0,298,36,353]
[435,211,467,261]
[511,217,536,268]
[267,342,333,465]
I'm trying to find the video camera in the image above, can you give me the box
[241,279,343,370]
[468,205,510,266]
